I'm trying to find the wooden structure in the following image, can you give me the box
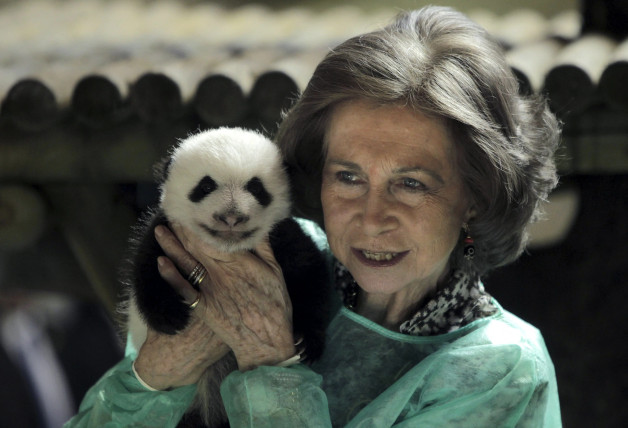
[1,1,627,313]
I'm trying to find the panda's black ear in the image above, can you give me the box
[153,155,173,185]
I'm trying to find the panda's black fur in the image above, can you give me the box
[121,127,331,428]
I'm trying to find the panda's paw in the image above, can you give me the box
[146,301,191,335]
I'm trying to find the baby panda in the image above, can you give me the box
[122,127,330,428]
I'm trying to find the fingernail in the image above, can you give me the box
[157,256,165,268]
[154,225,164,238]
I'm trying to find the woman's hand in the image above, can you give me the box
[155,223,296,371]
[133,226,231,390]
[134,315,229,390]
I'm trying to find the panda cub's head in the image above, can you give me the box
[160,127,291,253]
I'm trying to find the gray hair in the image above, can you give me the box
[276,6,560,275]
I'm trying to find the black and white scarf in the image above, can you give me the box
[334,261,498,336]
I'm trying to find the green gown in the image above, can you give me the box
[64,219,561,427]
[64,302,561,427]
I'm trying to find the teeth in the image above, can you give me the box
[362,250,398,261]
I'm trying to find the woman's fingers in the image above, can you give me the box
[156,256,200,305]
[154,224,203,305]
[154,224,199,272]
[160,222,295,370]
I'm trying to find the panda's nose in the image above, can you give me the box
[214,212,249,227]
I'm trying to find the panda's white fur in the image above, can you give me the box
[161,127,291,253]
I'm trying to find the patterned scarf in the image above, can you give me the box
[334,260,498,336]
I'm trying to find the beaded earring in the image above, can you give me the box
[463,223,475,260]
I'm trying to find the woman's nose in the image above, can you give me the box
[360,188,398,236]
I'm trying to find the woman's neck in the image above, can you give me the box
[355,285,432,331]
[354,269,453,331]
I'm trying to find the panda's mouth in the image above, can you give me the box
[201,224,258,242]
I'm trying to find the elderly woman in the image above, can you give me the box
[66,6,561,427]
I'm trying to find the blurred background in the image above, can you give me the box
[0,0,626,427]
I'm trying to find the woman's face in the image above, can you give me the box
[321,99,474,297]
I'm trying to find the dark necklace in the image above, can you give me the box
[343,279,359,310]
[335,260,360,310]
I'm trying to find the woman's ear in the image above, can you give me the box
[464,205,477,223]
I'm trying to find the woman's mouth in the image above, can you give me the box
[352,248,408,267]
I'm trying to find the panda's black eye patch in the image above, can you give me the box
[245,177,272,207]
[189,175,217,202]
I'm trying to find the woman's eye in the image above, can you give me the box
[401,177,426,191]
[336,171,361,184]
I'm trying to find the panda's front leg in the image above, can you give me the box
[133,213,193,335]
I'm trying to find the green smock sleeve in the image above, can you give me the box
[63,351,197,427]
[220,364,332,427]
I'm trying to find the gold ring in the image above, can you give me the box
[188,293,201,309]
[195,269,207,286]
[188,263,207,287]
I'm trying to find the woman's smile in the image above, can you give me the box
[352,248,409,267]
